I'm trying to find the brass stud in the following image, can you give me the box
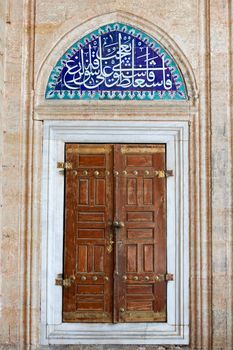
[94,171,99,176]
[144,170,150,176]
[122,170,127,175]
[145,276,150,281]
[72,170,78,176]
[155,170,165,178]
[83,170,88,176]
[114,171,119,176]
[133,276,139,281]
[158,171,165,178]
[133,170,138,176]
[119,308,125,313]
[81,276,87,281]
[105,170,110,176]
[122,275,127,281]
[104,276,109,282]
[92,276,98,281]
[155,275,160,281]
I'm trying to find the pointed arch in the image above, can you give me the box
[45,23,188,101]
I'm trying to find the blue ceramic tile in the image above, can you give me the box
[46,23,187,100]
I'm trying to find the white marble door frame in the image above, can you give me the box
[40,120,189,345]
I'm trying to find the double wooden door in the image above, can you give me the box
[63,143,169,323]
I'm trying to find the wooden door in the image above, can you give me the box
[114,144,166,322]
[63,144,114,322]
[63,143,168,323]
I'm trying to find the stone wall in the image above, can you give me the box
[0,0,232,349]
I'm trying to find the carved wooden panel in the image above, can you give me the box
[63,143,166,323]
[63,144,114,322]
[114,144,166,322]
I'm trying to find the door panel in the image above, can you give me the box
[63,144,114,323]
[63,143,167,323]
[114,144,166,322]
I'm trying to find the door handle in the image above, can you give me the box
[107,233,114,253]
[112,220,125,228]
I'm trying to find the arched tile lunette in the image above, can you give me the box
[45,23,187,101]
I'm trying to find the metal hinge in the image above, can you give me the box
[155,273,174,281]
[165,273,174,281]
[154,170,173,178]
[55,274,75,288]
[57,162,73,170]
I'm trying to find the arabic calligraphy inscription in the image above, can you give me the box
[46,23,187,100]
